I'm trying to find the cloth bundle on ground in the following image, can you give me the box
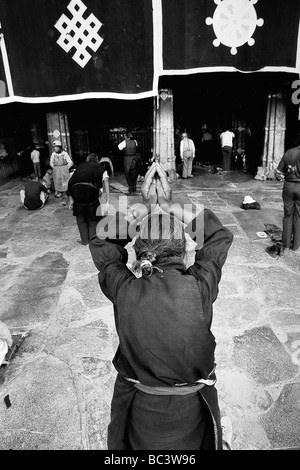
[241,195,261,210]
[266,242,284,258]
[264,223,282,242]
[211,166,224,175]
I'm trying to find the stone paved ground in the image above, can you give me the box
[0,167,299,450]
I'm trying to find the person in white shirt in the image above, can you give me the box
[180,132,195,178]
[220,128,235,171]
[30,145,41,181]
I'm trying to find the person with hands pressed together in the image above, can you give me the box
[89,161,234,450]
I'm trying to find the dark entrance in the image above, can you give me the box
[66,98,154,173]
[159,72,299,174]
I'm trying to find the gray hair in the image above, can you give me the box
[86,153,99,163]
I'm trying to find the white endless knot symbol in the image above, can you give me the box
[55,0,103,68]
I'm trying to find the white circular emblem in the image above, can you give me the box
[206,0,264,55]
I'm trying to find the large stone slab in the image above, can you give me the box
[0,251,69,326]
[258,266,300,309]
[213,297,261,329]
[0,356,82,450]
[232,326,299,385]
[260,383,300,449]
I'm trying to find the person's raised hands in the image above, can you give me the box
[141,162,158,206]
[155,163,173,209]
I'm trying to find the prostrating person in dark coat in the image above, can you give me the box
[89,162,234,450]
[67,153,110,246]
[20,180,49,210]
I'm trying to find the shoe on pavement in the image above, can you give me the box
[221,415,233,450]
[76,240,89,246]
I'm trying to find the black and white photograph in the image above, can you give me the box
[0,0,299,455]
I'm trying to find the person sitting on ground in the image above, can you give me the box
[20,179,49,210]
[67,153,110,246]
[89,161,234,450]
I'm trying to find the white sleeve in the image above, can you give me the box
[118,140,126,151]
[50,153,54,168]
[102,170,109,180]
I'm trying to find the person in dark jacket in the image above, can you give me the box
[89,162,234,450]
[20,179,49,210]
[67,153,110,246]
[276,144,300,252]
[118,131,140,195]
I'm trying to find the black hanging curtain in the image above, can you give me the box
[0,0,299,104]
[162,0,300,73]
[0,0,155,101]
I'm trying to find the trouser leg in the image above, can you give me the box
[282,182,295,249]
[76,214,90,245]
[129,156,140,192]
[88,217,100,241]
[182,158,188,178]
[33,163,39,180]
[292,183,300,250]
[187,157,193,177]
[124,156,135,193]
[33,162,41,178]
[222,147,232,171]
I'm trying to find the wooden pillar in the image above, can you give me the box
[262,93,286,169]
[46,111,72,159]
[154,89,176,180]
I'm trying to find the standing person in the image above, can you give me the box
[180,132,195,178]
[275,143,300,253]
[220,127,235,171]
[50,140,73,205]
[118,131,140,194]
[89,162,234,450]
[67,153,110,246]
[20,179,49,210]
[30,145,41,181]
[201,126,214,165]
